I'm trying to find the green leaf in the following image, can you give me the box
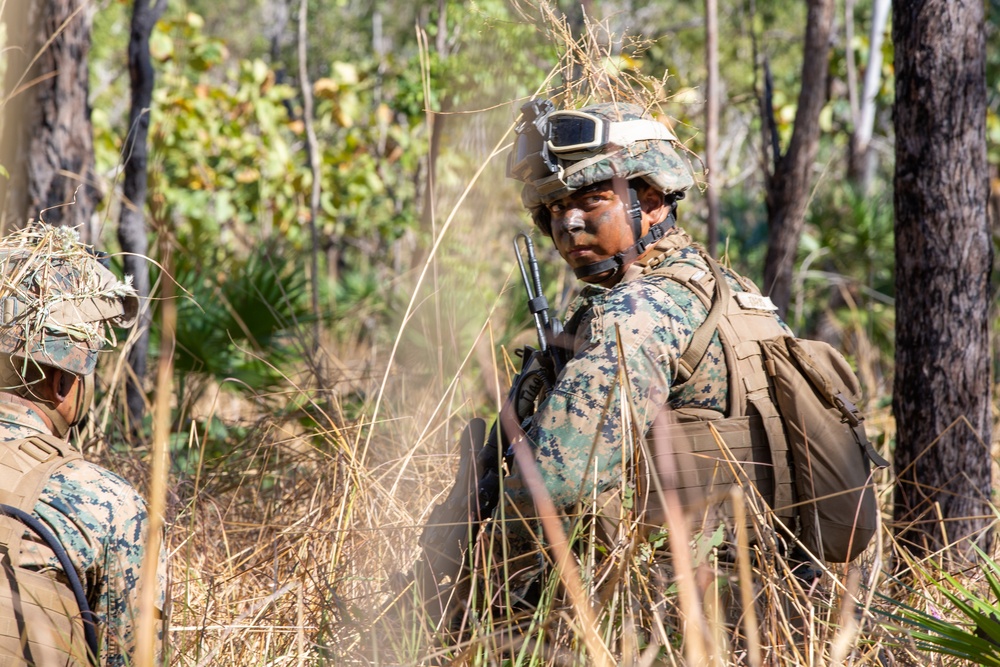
[149,30,174,62]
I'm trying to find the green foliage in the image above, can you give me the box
[148,13,303,255]
[717,188,771,283]
[170,240,313,396]
[799,185,895,334]
[881,546,1000,665]
[310,60,422,253]
[93,9,439,354]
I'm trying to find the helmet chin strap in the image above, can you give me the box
[573,207,677,280]
[0,359,95,439]
[26,374,92,438]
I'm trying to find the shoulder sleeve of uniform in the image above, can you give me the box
[46,460,148,518]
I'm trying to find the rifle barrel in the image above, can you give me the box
[514,232,550,352]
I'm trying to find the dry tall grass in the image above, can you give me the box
[87,331,998,667]
[83,5,998,666]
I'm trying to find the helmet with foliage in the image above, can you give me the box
[0,224,138,435]
[0,225,138,376]
[508,100,694,232]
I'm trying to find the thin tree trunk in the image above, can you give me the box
[119,0,167,433]
[844,0,859,124]
[0,0,98,242]
[892,0,992,560]
[704,0,720,256]
[761,0,835,316]
[848,0,890,190]
[297,0,322,354]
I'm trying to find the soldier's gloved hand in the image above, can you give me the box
[514,368,546,423]
[498,347,559,453]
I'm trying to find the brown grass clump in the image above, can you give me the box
[92,360,987,666]
[101,371,956,666]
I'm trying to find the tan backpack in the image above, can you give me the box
[644,251,888,563]
[0,434,93,666]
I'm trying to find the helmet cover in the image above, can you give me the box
[0,224,138,377]
[514,101,694,216]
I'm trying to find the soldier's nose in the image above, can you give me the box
[561,211,585,234]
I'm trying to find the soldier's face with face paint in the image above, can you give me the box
[545,180,639,286]
[546,179,671,287]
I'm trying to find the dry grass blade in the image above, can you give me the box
[135,246,173,667]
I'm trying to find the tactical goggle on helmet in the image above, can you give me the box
[507,100,694,231]
[509,105,679,180]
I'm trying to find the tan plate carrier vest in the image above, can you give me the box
[641,251,797,536]
[637,249,884,562]
[0,434,89,667]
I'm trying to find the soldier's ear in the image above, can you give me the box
[637,184,669,224]
[50,369,78,403]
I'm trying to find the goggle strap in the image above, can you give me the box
[606,119,677,146]
[532,150,615,197]
[559,151,612,179]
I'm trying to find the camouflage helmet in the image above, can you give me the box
[0,225,138,377]
[509,101,694,227]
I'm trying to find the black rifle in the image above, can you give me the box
[412,232,567,624]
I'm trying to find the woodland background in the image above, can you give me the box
[1,0,1000,664]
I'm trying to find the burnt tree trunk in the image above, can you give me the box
[0,0,98,242]
[892,0,993,559]
[119,0,167,432]
[761,0,835,316]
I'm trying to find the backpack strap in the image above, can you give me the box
[646,252,796,517]
[675,256,730,384]
[0,434,94,665]
[0,434,83,574]
[0,434,82,524]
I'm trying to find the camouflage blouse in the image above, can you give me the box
[0,402,165,667]
[501,229,759,544]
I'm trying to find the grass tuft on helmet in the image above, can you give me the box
[0,224,138,377]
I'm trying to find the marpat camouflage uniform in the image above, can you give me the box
[501,228,785,550]
[0,401,165,667]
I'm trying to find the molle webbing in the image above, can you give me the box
[643,253,796,527]
[0,435,89,666]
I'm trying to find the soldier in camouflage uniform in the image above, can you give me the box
[0,225,165,666]
[500,101,787,569]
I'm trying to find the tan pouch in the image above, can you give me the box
[760,336,886,562]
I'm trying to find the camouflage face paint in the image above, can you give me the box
[549,183,636,278]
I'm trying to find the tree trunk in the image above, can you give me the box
[119,0,167,433]
[0,0,98,242]
[847,0,890,191]
[298,0,323,354]
[892,0,992,559]
[761,0,835,316]
[704,0,720,256]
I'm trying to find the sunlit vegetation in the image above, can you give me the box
[11,0,1000,663]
